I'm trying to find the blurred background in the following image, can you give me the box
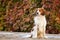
[0,0,60,34]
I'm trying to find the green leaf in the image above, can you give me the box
[0,27,3,30]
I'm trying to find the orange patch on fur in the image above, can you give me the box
[38,8,46,15]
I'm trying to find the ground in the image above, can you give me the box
[0,32,60,40]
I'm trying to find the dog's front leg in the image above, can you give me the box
[43,20,48,38]
[31,25,37,38]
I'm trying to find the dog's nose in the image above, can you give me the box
[36,12,38,14]
[32,12,39,16]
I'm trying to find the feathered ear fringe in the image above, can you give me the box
[41,5,45,9]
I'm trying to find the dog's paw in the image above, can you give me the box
[44,36,48,38]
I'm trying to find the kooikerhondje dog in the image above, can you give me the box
[31,8,47,38]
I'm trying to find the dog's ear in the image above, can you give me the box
[38,8,46,15]
[41,8,50,15]
[42,8,46,15]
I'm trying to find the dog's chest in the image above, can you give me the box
[34,16,46,24]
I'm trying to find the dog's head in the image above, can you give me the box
[36,8,46,16]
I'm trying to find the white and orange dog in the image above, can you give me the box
[31,8,47,38]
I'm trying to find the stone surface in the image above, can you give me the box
[0,32,60,40]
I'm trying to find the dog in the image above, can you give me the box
[31,8,47,38]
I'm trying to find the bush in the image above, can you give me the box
[0,0,60,34]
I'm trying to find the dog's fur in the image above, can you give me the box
[31,8,47,38]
